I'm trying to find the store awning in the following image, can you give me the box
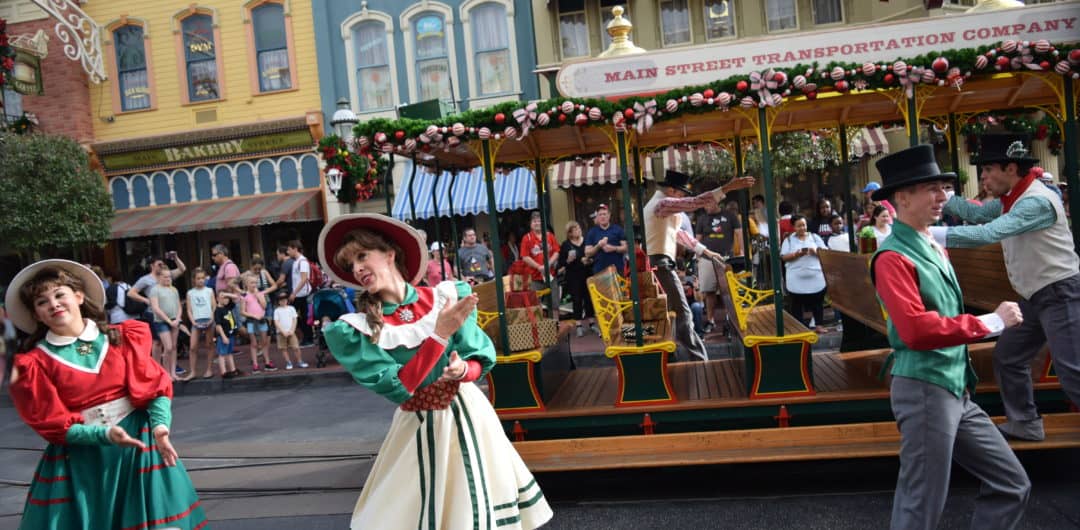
[392,165,538,221]
[110,189,323,239]
[849,126,890,159]
[552,155,655,188]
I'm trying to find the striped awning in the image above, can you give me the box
[392,164,538,221]
[110,189,323,239]
[849,126,890,159]
[552,155,654,188]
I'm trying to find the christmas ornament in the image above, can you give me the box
[478,127,491,139]
[932,57,949,73]
[665,99,678,113]
[690,92,704,106]
[452,122,465,136]
[560,101,575,114]
[494,113,506,125]
[589,106,603,121]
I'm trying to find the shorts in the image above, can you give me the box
[245,319,269,335]
[216,334,235,355]
[193,318,212,330]
[697,257,720,293]
[276,333,299,350]
[152,321,173,334]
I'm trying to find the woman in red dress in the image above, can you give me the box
[5,259,207,529]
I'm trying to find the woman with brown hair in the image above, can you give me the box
[5,260,206,529]
[318,214,551,529]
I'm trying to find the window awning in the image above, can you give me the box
[849,126,890,159]
[552,155,655,188]
[392,165,538,221]
[110,189,323,239]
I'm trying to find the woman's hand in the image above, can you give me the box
[108,425,147,450]
[434,293,479,340]
[437,351,468,383]
[153,425,179,467]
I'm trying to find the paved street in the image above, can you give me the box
[1,385,1077,529]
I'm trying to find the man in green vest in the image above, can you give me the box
[870,145,1030,530]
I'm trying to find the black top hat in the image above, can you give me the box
[871,145,957,201]
[657,170,694,196]
[971,133,1039,166]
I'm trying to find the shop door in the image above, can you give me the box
[204,228,253,272]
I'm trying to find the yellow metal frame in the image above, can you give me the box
[724,269,774,332]
[606,341,678,357]
[743,330,819,348]
[588,283,634,348]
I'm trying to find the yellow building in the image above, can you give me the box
[81,0,328,280]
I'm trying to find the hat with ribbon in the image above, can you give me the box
[971,133,1039,166]
[657,170,694,196]
[318,214,429,290]
[871,145,957,202]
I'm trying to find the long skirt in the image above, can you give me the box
[19,409,208,530]
[353,382,553,529]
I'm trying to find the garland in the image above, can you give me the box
[341,40,1079,160]
[317,135,377,203]
[962,111,1063,156]
[0,18,12,90]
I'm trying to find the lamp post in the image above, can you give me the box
[330,97,358,142]
[325,167,343,196]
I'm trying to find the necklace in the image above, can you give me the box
[75,341,94,356]
[397,307,415,323]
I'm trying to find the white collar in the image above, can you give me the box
[46,319,99,346]
[341,282,459,350]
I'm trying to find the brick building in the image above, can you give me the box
[0,1,94,143]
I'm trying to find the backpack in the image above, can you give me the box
[105,283,123,311]
[308,260,325,291]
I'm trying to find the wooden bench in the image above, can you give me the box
[472,281,568,413]
[720,264,818,399]
[819,250,887,336]
[587,265,678,407]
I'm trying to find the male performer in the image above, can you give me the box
[643,170,754,360]
[871,145,1030,530]
[931,133,1080,442]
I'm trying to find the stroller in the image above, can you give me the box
[310,286,354,367]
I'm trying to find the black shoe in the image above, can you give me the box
[300,340,315,347]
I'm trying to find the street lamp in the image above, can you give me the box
[325,167,343,195]
[330,97,358,142]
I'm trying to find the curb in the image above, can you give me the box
[171,368,355,396]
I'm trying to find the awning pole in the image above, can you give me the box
[1063,75,1079,253]
[758,106,784,336]
[431,162,446,281]
[632,146,647,256]
[534,160,553,300]
[384,153,395,216]
[906,91,919,147]
[447,167,459,267]
[616,129,644,346]
[481,139,512,355]
[407,156,419,225]
[734,136,753,282]
[947,113,961,176]
[839,125,856,253]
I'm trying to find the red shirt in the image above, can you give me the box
[519,231,560,281]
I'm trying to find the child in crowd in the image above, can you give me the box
[240,272,277,373]
[185,267,216,380]
[214,290,242,378]
[148,269,182,381]
[272,292,308,370]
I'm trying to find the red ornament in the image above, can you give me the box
[773,72,786,83]
[996,56,1011,68]
[883,73,895,85]
[703,88,715,99]
[623,108,635,119]
[806,91,818,100]
[557,113,567,123]
[931,57,949,73]
[834,80,849,92]
[494,113,506,125]
[394,130,406,141]
[736,80,749,92]
[1069,49,1080,64]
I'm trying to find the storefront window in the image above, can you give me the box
[558,0,588,59]
[660,0,690,47]
[599,0,628,51]
[353,20,393,110]
[471,2,512,96]
[765,0,797,32]
[413,14,452,102]
[114,25,151,111]
[182,14,220,102]
[704,0,736,40]
[812,0,842,25]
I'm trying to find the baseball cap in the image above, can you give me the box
[430,242,444,252]
[862,182,882,193]
[1039,172,1054,183]
[595,203,609,211]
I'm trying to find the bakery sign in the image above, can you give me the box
[557,2,1079,99]
[100,129,314,172]
[9,50,43,96]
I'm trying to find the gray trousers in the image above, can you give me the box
[650,255,707,361]
[994,274,1080,421]
[890,376,1030,530]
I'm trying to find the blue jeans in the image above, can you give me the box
[690,301,705,335]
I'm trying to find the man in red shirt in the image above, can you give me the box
[520,211,561,311]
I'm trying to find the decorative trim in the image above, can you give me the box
[460,0,520,102]
[339,282,460,350]
[103,19,158,116]
[400,2,459,106]
[173,7,227,105]
[243,0,299,95]
[241,0,291,22]
[28,0,107,83]
[93,116,310,155]
[341,9,399,113]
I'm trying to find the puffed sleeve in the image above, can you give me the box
[324,319,413,404]
[448,281,496,377]
[9,354,88,445]
[119,320,173,411]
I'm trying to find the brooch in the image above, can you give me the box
[75,342,94,356]
[398,307,415,323]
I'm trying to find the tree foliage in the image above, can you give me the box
[0,132,113,259]
[678,131,839,190]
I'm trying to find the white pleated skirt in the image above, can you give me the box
[352,382,553,529]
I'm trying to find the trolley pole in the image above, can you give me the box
[1062,75,1079,254]
[384,153,395,216]
[616,129,644,346]
[758,106,784,336]
[481,140,511,355]
[839,125,856,252]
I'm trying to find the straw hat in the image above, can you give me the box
[317,214,429,290]
[4,259,105,333]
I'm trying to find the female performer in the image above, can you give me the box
[6,260,206,529]
[319,214,552,529]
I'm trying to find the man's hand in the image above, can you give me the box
[721,176,756,193]
[994,302,1023,328]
